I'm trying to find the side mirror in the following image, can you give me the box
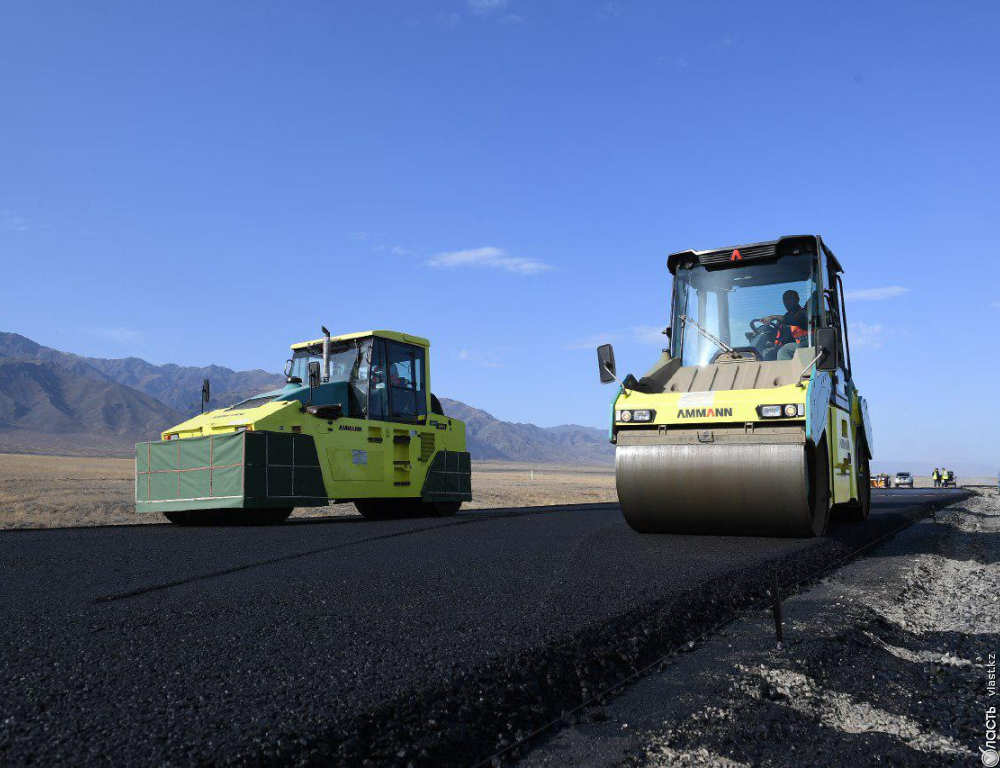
[307,361,322,389]
[814,328,839,371]
[664,326,671,341]
[284,359,294,381]
[597,344,617,384]
[200,378,210,413]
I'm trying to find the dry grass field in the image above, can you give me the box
[0,453,617,530]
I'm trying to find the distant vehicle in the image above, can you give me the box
[893,472,913,488]
[871,473,891,489]
[942,471,958,488]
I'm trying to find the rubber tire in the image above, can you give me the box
[806,438,831,537]
[424,501,461,517]
[354,499,461,520]
[163,508,292,526]
[838,435,872,523]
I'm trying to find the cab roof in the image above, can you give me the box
[290,330,430,351]
[667,234,843,275]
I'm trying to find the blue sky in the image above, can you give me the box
[1,1,998,468]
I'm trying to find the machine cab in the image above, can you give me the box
[285,331,431,424]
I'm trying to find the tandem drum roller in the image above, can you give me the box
[597,234,873,538]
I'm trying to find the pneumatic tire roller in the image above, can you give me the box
[136,329,472,525]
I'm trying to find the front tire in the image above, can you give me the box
[163,508,292,526]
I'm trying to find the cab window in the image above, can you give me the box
[387,341,427,422]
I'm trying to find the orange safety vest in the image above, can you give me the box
[777,326,808,345]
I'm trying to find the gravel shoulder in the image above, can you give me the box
[523,488,999,767]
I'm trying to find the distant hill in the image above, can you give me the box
[440,399,613,464]
[0,332,283,413]
[0,358,184,457]
[0,332,612,463]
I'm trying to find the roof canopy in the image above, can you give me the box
[667,235,842,275]
[291,330,430,351]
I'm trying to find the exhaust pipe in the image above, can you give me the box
[322,326,331,383]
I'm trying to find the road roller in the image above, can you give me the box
[136,329,471,525]
[597,235,873,537]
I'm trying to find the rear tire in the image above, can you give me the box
[839,435,872,523]
[424,500,461,517]
[806,438,831,537]
[354,499,461,519]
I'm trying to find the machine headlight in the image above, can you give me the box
[617,409,656,423]
[758,404,806,419]
[632,409,654,422]
[619,410,632,422]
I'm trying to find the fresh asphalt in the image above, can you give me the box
[0,488,969,766]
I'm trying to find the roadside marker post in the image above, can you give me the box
[771,568,784,649]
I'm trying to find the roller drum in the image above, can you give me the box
[616,441,825,537]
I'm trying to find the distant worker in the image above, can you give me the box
[932,467,941,488]
[762,290,809,361]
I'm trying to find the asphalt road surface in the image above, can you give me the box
[0,488,969,766]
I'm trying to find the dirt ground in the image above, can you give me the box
[526,488,999,766]
[0,453,617,530]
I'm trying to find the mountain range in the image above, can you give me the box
[0,332,613,463]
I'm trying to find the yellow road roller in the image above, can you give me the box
[136,329,471,525]
[597,235,873,537]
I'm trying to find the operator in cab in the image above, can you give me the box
[762,290,809,361]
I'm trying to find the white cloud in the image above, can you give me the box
[630,325,668,345]
[0,210,28,231]
[457,348,502,368]
[849,322,895,349]
[565,325,667,350]
[435,12,460,27]
[468,0,507,14]
[844,286,909,301]
[348,231,386,242]
[80,327,145,345]
[390,245,410,256]
[566,333,619,351]
[427,246,552,276]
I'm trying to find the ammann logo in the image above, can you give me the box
[676,407,733,419]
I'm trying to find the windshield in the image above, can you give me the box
[671,254,820,366]
[289,339,371,385]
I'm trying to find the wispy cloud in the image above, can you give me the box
[991,302,1000,310]
[80,327,145,345]
[565,325,667,350]
[457,348,502,368]
[349,231,386,242]
[435,11,460,27]
[468,0,507,14]
[844,286,909,301]
[849,322,899,349]
[0,210,28,232]
[427,246,552,276]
